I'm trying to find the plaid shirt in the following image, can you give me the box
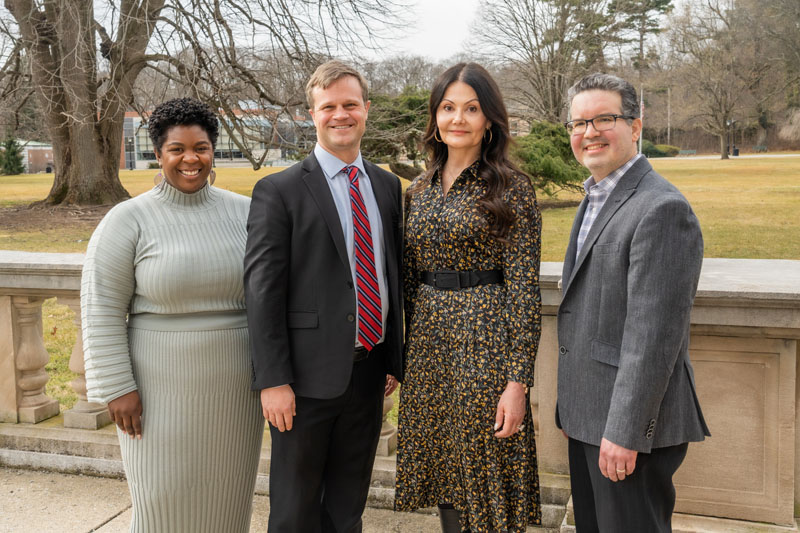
[575,154,642,259]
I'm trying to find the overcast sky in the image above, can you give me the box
[386,0,482,61]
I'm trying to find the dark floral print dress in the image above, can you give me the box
[395,161,542,532]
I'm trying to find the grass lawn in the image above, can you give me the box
[540,156,800,261]
[3,155,798,408]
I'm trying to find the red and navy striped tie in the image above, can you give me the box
[343,165,382,350]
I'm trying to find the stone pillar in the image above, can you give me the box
[376,395,397,456]
[0,296,18,422]
[59,296,111,429]
[13,296,60,423]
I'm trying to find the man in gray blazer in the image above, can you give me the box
[556,73,710,532]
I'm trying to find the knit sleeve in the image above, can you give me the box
[81,203,140,405]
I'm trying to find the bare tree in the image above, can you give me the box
[668,0,792,158]
[361,55,444,96]
[472,0,613,123]
[0,0,404,205]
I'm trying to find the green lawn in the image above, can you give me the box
[3,155,797,408]
[541,157,800,261]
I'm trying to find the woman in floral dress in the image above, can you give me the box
[394,63,543,532]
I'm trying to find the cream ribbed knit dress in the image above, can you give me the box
[81,182,264,532]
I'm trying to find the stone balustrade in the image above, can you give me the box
[0,252,97,428]
[1,251,799,530]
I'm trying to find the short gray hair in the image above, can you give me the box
[567,73,639,119]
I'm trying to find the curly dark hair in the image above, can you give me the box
[408,63,525,240]
[147,97,219,153]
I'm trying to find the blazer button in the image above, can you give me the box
[347,281,354,289]
[646,430,654,439]
[559,346,567,355]
[347,313,355,322]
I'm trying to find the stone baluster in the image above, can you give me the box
[59,296,111,429]
[0,296,18,422]
[13,296,60,423]
[375,394,397,456]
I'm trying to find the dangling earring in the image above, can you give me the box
[209,169,216,186]
[484,128,493,144]
[434,129,443,143]
[154,167,163,186]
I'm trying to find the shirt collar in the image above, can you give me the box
[314,143,365,181]
[582,153,642,194]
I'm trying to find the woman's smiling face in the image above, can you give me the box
[156,124,214,193]
[436,80,490,157]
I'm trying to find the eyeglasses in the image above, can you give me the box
[564,114,635,135]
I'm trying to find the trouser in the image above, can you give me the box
[267,353,385,533]
[568,437,688,533]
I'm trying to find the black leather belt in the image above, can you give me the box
[420,270,504,290]
[354,346,369,362]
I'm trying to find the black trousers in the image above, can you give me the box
[267,353,385,533]
[568,437,688,533]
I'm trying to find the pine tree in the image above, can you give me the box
[0,138,25,175]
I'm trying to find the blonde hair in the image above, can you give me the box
[305,60,369,109]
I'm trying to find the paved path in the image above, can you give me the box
[0,467,441,533]
[671,152,800,160]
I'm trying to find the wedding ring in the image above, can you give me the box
[615,468,626,473]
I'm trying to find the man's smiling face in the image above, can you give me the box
[569,89,641,181]
[309,75,370,163]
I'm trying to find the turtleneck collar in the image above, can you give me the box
[152,180,216,210]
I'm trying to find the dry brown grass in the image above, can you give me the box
[3,157,798,259]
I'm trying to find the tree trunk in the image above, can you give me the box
[41,145,130,205]
[755,127,767,146]
[719,134,729,160]
[6,0,156,206]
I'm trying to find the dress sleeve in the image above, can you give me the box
[81,204,139,405]
[501,177,542,386]
[402,189,422,346]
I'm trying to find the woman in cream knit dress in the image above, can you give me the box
[81,98,263,532]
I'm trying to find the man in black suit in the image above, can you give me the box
[244,60,403,532]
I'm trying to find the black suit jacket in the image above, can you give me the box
[244,153,404,399]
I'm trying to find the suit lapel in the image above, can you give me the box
[301,154,350,270]
[562,157,652,296]
[563,196,588,286]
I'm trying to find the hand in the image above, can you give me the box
[385,375,399,396]
[494,381,527,438]
[261,385,296,432]
[107,390,143,439]
[598,437,637,482]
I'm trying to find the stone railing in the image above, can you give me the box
[535,259,800,531]
[2,251,800,530]
[0,251,110,429]
[0,251,398,454]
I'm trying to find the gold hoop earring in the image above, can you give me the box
[484,128,493,143]
[434,129,443,143]
[209,169,216,186]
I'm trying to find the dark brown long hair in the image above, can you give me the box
[408,62,523,240]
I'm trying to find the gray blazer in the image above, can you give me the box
[556,157,710,453]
